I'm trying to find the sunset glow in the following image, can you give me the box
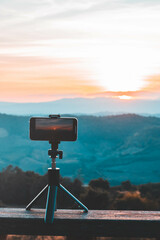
[117,95,132,100]
[0,1,160,102]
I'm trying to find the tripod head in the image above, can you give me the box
[48,141,63,168]
[48,141,63,159]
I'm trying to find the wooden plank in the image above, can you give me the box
[0,208,160,237]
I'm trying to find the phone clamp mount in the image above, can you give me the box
[26,115,88,224]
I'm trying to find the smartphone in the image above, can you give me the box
[30,117,77,142]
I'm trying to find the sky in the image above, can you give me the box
[0,0,160,102]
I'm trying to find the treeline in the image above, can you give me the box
[0,165,160,210]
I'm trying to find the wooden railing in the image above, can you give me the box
[0,208,160,238]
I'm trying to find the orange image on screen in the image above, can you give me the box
[36,119,73,132]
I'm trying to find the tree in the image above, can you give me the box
[89,178,110,190]
[81,187,110,209]
[114,191,158,210]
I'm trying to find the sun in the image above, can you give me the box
[117,95,132,100]
[88,45,149,93]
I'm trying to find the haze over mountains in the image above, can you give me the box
[0,113,160,185]
[1,97,160,116]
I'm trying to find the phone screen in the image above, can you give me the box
[36,118,73,132]
[30,117,77,141]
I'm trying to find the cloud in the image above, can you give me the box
[1,0,160,45]
[142,75,160,97]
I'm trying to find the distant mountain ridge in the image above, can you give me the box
[0,97,160,115]
[0,113,160,185]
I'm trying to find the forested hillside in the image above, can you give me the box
[0,165,159,211]
[0,114,160,185]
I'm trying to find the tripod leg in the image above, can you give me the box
[45,168,59,223]
[59,184,88,212]
[45,185,58,223]
[26,185,48,210]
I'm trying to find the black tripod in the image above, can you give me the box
[26,141,88,223]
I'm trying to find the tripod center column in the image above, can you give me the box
[52,157,56,169]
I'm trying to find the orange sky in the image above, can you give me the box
[0,54,159,102]
[0,1,160,102]
[0,55,103,102]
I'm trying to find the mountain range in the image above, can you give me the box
[1,97,160,116]
[0,113,160,185]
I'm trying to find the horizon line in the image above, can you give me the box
[0,94,160,104]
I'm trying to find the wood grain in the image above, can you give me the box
[0,208,160,237]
